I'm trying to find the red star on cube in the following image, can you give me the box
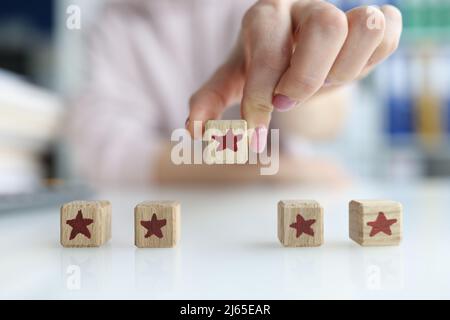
[289,213,316,238]
[66,210,94,240]
[140,213,167,239]
[367,212,397,237]
[212,129,243,152]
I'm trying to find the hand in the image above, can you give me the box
[187,0,402,152]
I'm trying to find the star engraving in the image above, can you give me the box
[289,213,316,238]
[212,129,243,152]
[367,212,397,237]
[140,213,167,239]
[66,210,94,240]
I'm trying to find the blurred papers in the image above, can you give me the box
[0,69,63,192]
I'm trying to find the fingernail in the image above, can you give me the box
[250,126,268,153]
[185,117,190,128]
[272,94,297,112]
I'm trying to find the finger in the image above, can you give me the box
[187,53,244,138]
[325,6,385,87]
[274,0,348,106]
[240,0,292,153]
[360,5,402,77]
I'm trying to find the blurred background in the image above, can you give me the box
[0,0,449,195]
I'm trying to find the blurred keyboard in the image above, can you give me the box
[0,184,93,213]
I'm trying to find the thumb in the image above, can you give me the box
[187,61,244,138]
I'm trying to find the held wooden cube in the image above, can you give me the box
[60,201,111,248]
[278,200,324,247]
[204,120,248,164]
[135,201,180,248]
[349,200,402,246]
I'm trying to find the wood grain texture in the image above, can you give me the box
[204,120,248,164]
[278,200,324,247]
[135,201,180,248]
[349,200,402,246]
[60,200,111,248]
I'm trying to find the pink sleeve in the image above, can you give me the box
[67,5,163,186]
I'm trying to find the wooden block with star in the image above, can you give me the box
[135,201,180,248]
[349,200,402,246]
[60,200,112,248]
[204,120,248,164]
[278,200,324,247]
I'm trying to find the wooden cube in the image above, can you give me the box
[349,200,402,246]
[60,200,111,248]
[204,120,248,164]
[135,201,180,248]
[278,200,324,247]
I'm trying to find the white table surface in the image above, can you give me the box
[1,180,450,299]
